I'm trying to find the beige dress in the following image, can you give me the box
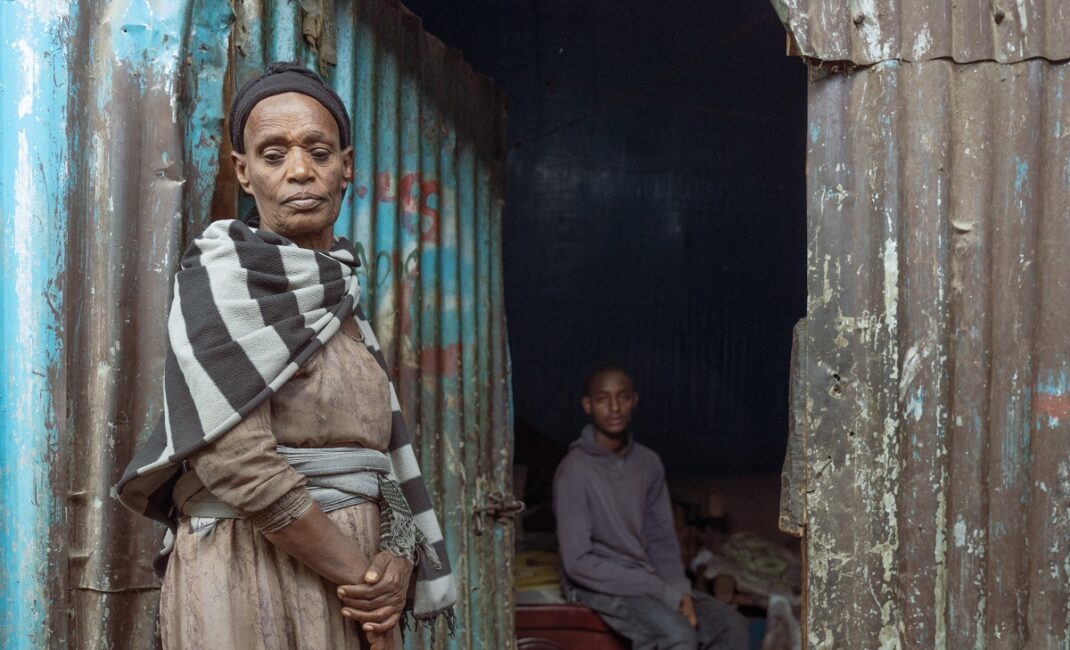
[160,316,404,649]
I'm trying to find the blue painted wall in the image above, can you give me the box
[404,0,807,475]
[0,2,72,647]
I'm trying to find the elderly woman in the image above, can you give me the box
[118,63,455,649]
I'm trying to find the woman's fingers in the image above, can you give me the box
[367,631,391,650]
[339,593,391,611]
[338,582,389,600]
[338,572,400,600]
[362,612,401,634]
[342,604,398,624]
[362,551,393,584]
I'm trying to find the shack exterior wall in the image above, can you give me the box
[787,1,1070,646]
[2,1,511,648]
[0,2,72,647]
[64,2,232,647]
[773,0,1070,64]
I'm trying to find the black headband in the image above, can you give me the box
[228,62,351,154]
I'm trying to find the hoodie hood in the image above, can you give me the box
[570,423,634,457]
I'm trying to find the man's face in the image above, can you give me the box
[232,92,353,238]
[582,370,639,437]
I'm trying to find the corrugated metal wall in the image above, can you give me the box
[772,0,1070,64]
[0,2,72,648]
[3,1,511,648]
[65,1,232,648]
[781,2,1070,648]
[307,2,514,647]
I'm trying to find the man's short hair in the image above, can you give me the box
[583,361,633,396]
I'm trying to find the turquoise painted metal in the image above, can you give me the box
[0,1,73,647]
[2,0,510,647]
[227,3,513,647]
[61,1,234,647]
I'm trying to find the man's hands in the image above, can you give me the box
[679,593,699,628]
[336,550,414,640]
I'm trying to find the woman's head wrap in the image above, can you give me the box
[228,61,351,154]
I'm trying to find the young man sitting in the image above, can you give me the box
[553,364,749,649]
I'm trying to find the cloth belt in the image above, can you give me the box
[179,445,390,518]
[177,445,425,562]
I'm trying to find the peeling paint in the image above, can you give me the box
[952,517,967,548]
[6,0,510,647]
[933,486,948,647]
[899,344,923,400]
[881,237,898,332]
[0,1,71,646]
[797,31,1070,648]
[776,0,1070,64]
[911,25,931,61]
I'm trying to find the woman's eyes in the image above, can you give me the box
[261,148,332,164]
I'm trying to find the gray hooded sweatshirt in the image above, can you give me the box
[553,424,691,609]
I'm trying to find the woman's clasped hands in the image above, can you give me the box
[337,550,414,650]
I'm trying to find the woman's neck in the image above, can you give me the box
[289,230,335,251]
[258,222,335,250]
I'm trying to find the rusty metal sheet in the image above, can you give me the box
[324,2,513,647]
[0,2,72,647]
[227,1,513,647]
[803,57,1070,649]
[773,0,1070,65]
[780,319,807,538]
[3,0,510,648]
[64,1,231,649]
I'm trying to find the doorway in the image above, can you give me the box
[403,1,808,647]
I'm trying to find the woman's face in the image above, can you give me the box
[232,92,353,240]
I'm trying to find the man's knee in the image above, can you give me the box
[695,596,749,650]
[657,618,699,649]
[721,608,749,645]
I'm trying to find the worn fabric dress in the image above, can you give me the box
[159,315,403,649]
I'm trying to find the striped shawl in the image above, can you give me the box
[116,219,456,625]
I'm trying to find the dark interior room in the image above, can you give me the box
[395,0,806,645]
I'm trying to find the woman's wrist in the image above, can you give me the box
[249,487,314,534]
[263,502,370,585]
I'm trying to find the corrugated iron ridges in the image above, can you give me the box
[0,2,72,647]
[0,0,509,644]
[774,0,1070,64]
[804,58,1070,649]
[64,1,232,648]
[232,1,512,648]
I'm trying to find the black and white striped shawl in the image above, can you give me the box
[116,219,456,624]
